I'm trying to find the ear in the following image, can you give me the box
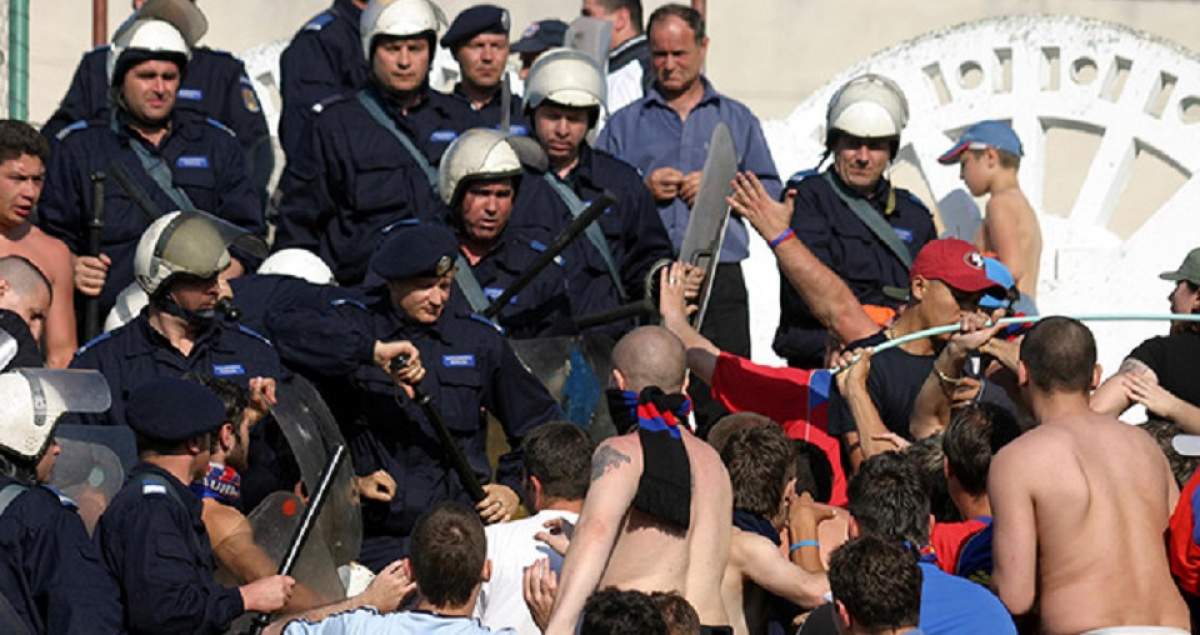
[220,422,235,450]
[610,368,628,391]
[846,515,860,538]
[481,558,492,582]
[986,146,1001,167]
[1017,360,1029,387]
[700,36,710,55]
[910,276,927,303]
[781,477,797,510]
[942,456,952,483]
[614,7,630,33]
[528,474,544,509]
[835,600,852,630]
[681,372,690,395]
[1090,363,1103,391]
[0,279,10,298]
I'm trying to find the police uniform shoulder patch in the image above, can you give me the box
[786,168,819,187]
[468,313,505,335]
[241,82,262,114]
[205,117,237,138]
[330,297,369,312]
[142,482,168,496]
[527,239,565,266]
[55,119,90,142]
[74,330,113,356]
[236,324,273,347]
[303,12,335,31]
[40,485,78,510]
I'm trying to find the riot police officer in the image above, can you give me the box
[774,75,937,368]
[437,128,574,338]
[273,0,476,286]
[278,0,370,164]
[95,377,294,634]
[524,47,673,305]
[37,10,264,325]
[271,222,562,571]
[441,4,528,134]
[41,0,273,200]
[0,369,122,635]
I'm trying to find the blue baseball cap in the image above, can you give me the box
[938,120,1024,164]
[127,378,227,443]
[979,257,1015,310]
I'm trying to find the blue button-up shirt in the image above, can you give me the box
[595,77,781,262]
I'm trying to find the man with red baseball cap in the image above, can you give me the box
[829,238,1004,470]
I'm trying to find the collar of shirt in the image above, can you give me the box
[609,33,648,62]
[561,143,602,190]
[451,82,500,112]
[643,75,723,112]
[128,315,222,359]
[375,297,449,344]
[333,0,362,22]
[113,108,198,150]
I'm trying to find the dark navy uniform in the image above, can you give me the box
[270,224,562,569]
[38,111,264,318]
[559,143,673,301]
[450,82,530,136]
[774,169,936,368]
[465,228,576,339]
[40,46,274,198]
[97,463,244,634]
[229,273,365,339]
[278,0,369,163]
[507,172,625,335]
[0,476,123,634]
[274,84,475,285]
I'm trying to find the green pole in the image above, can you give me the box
[8,0,28,120]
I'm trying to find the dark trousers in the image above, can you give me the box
[689,262,750,436]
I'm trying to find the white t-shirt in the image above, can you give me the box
[606,61,646,119]
[284,607,513,634]
[474,509,579,635]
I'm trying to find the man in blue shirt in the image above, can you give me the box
[845,453,1015,635]
[596,4,780,426]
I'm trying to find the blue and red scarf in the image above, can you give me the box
[607,387,693,531]
[190,462,241,505]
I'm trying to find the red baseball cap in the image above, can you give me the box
[910,239,999,293]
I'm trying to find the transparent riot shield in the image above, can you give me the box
[49,425,133,535]
[510,333,616,440]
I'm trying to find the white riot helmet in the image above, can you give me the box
[104,283,150,333]
[133,211,266,297]
[258,249,337,286]
[0,370,110,461]
[437,128,523,207]
[524,47,607,116]
[106,0,206,86]
[360,0,449,62]
[825,74,909,147]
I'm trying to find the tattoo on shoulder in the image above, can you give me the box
[591,446,631,482]
[1119,357,1151,375]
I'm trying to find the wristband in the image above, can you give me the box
[768,228,796,249]
[789,539,820,553]
[934,365,961,386]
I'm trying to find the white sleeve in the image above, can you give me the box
[282,608,381,635]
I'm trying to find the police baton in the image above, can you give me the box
[482,192,616,320]
[390,356,488,503]
[83,171,106,341]
[246,444,346,635]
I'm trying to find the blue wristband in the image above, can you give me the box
[768,228,796,249]
[789,539,820,553]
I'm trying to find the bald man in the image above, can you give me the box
[0,255,51,365]
[545,326,733,634]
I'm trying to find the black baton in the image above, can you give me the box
[390,356,487,503]
[83,172,106,340]
[482,193,616,320]
[246,444,346,635]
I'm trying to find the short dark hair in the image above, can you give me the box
[523,422,593,502]
[793,438,834,502]
[647,4,705,45]
[0,120,48,165]
[581,588,668,635]
[847,453,930,545]
[721,424,794,518]
[829,535,923,631]
[592,0,644,34]
[1142,418,1199,488]
[409,502,486,607]
[1020,317,1096,393]
[943,403,1022,495]
[705,411,772,453]
[185,374,248,452]
[650,591,700,635]
[904,433,959,523]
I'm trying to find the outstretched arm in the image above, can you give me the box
[659,262,720,384]
[1090,357,1150,416]
[544,437,641,634]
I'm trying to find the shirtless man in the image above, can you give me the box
[989,317,1189,634]
[0,121,75,367]
[544,326,733,634]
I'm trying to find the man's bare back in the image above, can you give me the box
[980,188,1042,300]
[990,411,1187,634]
[546,429,732,632]
[0,223,77,367]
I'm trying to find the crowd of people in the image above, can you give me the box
[0,0,1198,633]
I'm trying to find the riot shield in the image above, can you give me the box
[510,334,615,440]
[49,425,134,535]
[0,329,16,370]
[565,17,613,74]
[677,123,737,331]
